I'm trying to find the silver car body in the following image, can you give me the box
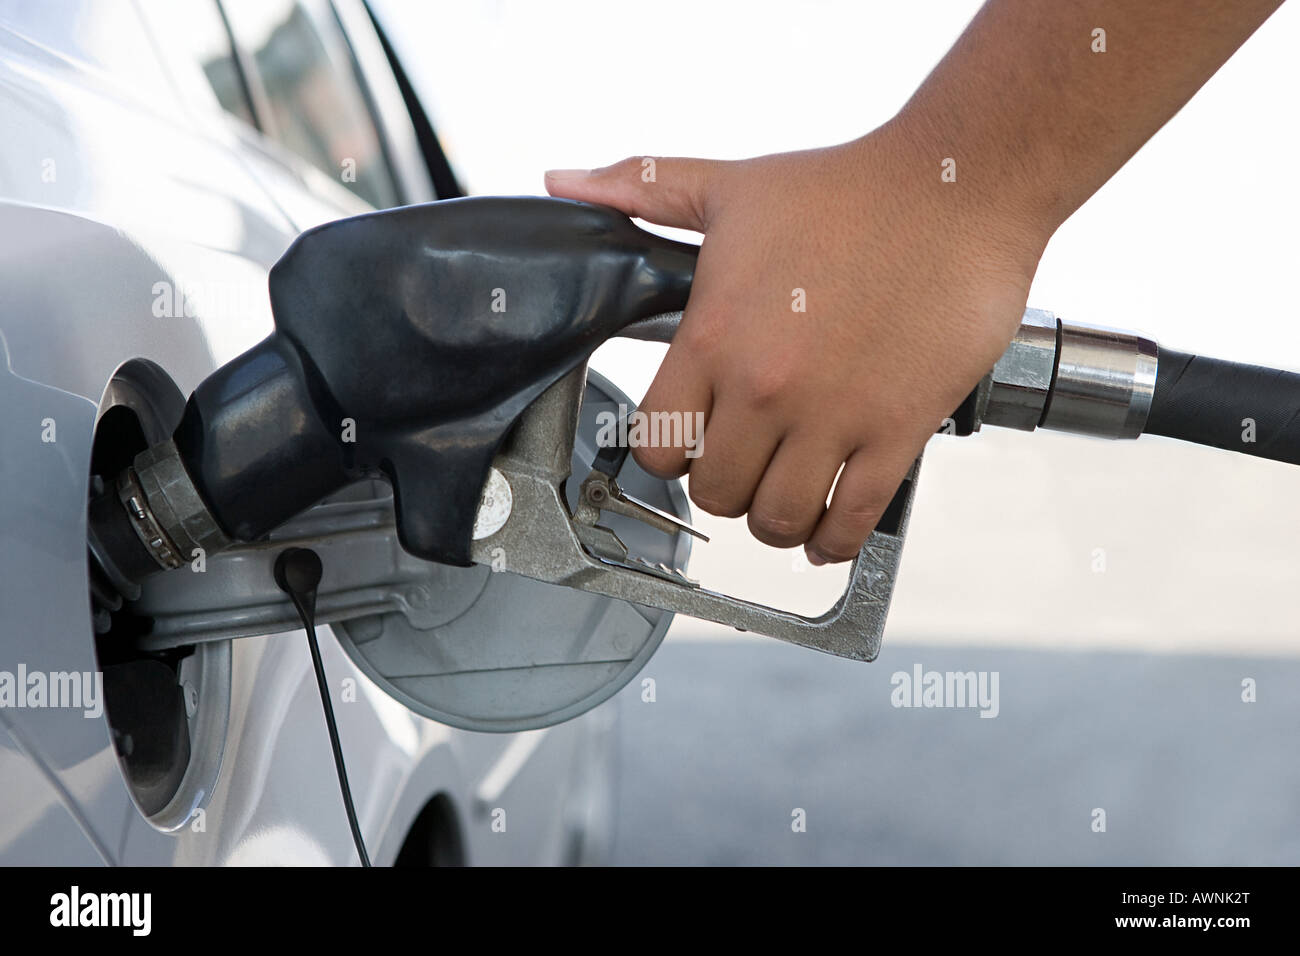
[0,0,614,865]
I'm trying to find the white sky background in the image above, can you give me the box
[375,0,1300,368]
[374,0,1300,655]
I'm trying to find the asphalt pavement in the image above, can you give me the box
[608,634,1300,865]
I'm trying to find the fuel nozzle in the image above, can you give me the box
[90,196,699,590]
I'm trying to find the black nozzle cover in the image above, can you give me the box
[172,196,698,566]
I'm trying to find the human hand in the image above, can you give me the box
[546,121,1048,564]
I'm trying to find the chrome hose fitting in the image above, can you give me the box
[980,310,1158,440]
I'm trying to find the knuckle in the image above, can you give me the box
[739,362,795,409]
[812,542,861,564]
[747,509,812,547]
[814,506,884,561]
[831,483,887,528]
[602,156,642,178]
[631,443,686,479]
[688,478,747,518]
[679,160,718,227]
[832,502,884,529]
[676,309,725,356]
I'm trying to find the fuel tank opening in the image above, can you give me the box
[86,361,231,830]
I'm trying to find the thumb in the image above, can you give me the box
[545,156,718,232]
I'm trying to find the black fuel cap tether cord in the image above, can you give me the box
[274,547,372,867]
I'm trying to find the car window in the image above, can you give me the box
[220,0,400,209]
[138,0,257,127]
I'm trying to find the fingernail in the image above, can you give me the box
[805,548,827,567]
[544,168,590,181]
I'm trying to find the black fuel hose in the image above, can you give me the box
[1144,348,1300,465]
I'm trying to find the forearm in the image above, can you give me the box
[889,0,1284,242]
